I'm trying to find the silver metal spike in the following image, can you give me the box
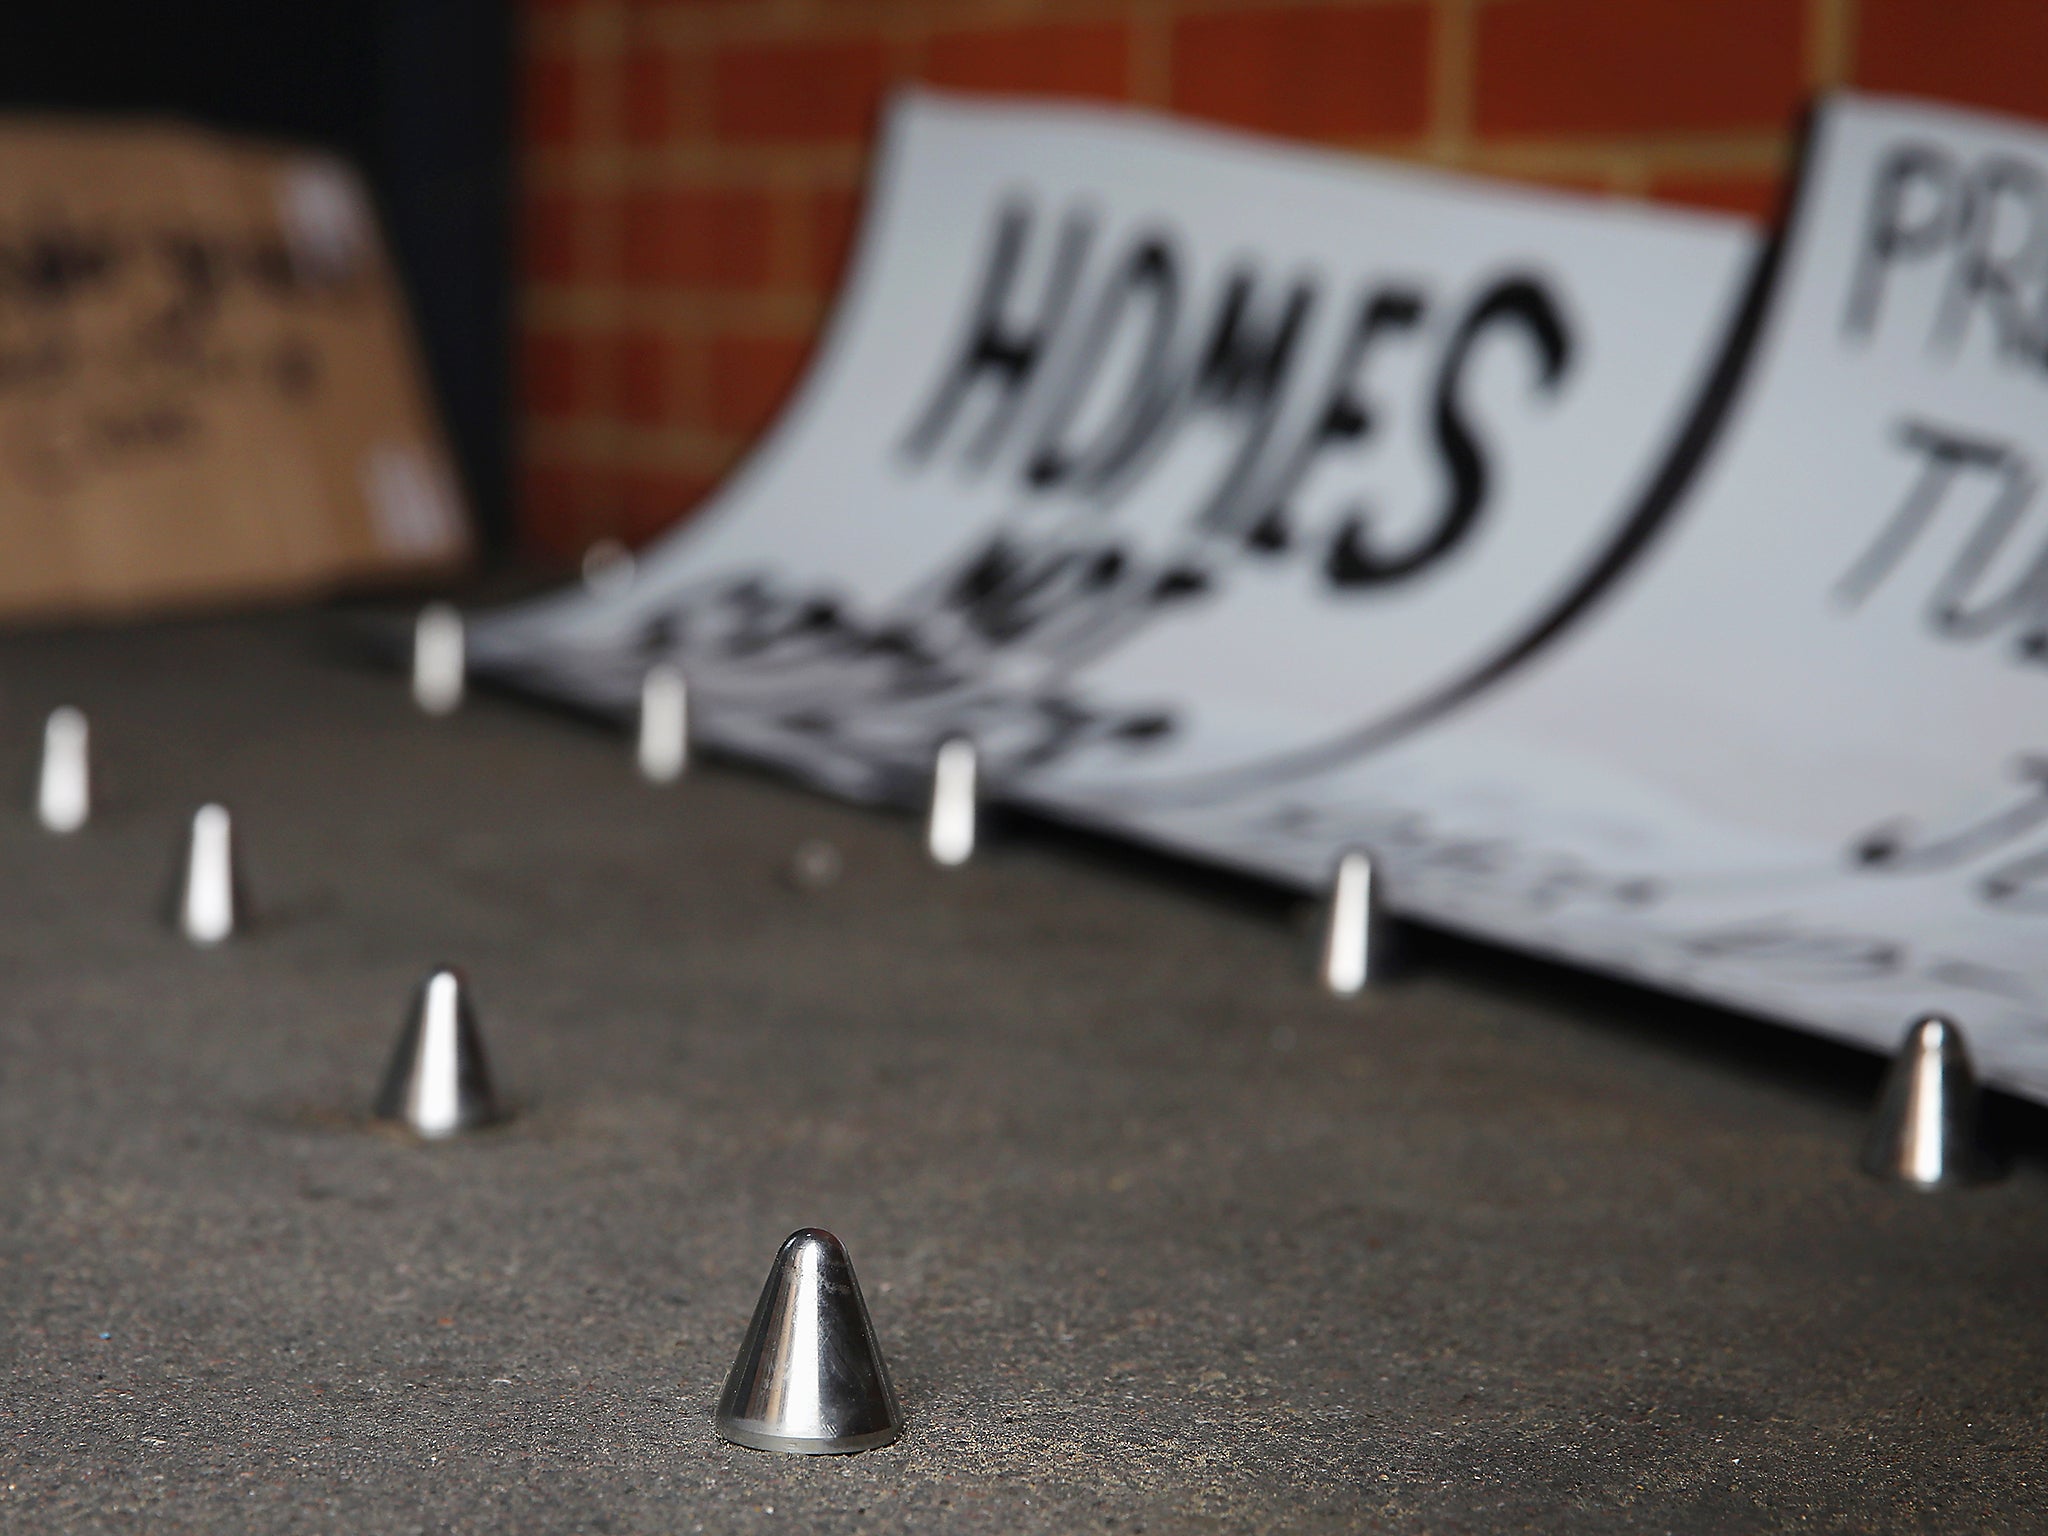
[925,736,978,868]
[36,706,90,834]
[412,602,465,716]
[716,1228,902,1455]
[167,803,246,945]
[1319,847,1386,996]
[637,663,689,783]
[374,967,502,1138]
[1860,1014,2005,1188]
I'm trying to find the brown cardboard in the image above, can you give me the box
[0,118,469,619]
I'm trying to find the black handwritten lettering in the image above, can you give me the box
[1024,234,1181,490]
[1842,139,2048,374]
[1680,920,1902,982]
[1326,276,1571,588]
[900,201,1095,468]
[1844,142,1958,337]
[1836,419,2008,605]
[1981,847,2048,911]
[1835,417,2048,665]
[944,534,1130,646]
[0,220,122,304]
[1094,266,1317,501]
[900,201,1584,618]
[1233,287,1424,553]
[1932,155,2048,362]
[1926,458,2047,641]
[1853,753,2048,873]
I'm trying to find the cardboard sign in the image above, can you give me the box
[474,90,2048,1099]
[0,120,466,617]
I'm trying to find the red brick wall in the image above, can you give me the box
[518,0,2044,563]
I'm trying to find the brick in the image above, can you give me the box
[621,470,717,544]
[522,331,610,419]
[923,22,1131,101]
[1505,172,1620,199]
[709,332,813,436]
[521,332,578,419]
[1856,0,2048,123]
[617,332,711,428]
[522,190,597,284]
[808,185,863,291]
[523,53,588,148]
[1171,5,1432,141]
[1646,173,1782,221]
[619,188,776,289]
[520,463,619,567]
[713,38,890,143]
[1474,0,1805,136]
[617,334,674,425]
[519,465,582,566]
[623,46,689,146]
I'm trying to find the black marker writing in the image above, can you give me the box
[1844,137,2048,372]
[1836,417,2048,664]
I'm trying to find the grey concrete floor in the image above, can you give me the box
[0,612,2044,1535]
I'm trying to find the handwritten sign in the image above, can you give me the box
[474,90,1750,793]
[1228,90,2048,1095]
[473,90,2048,1099]
[0,121,464,616]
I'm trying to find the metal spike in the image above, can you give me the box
[637,663,689,784]
[1860,1014,2005,1188]
[412,602,465,716]
[925,736,978,868]
[167,803,246,945]
[36,706,89,833]
[374,967,502,1138]
[716,1228,902,1455]
[1319,847,1387,995]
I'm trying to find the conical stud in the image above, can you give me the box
[1860,1014,2005,1188]
[1319,847,1387,995]
[166,803,246,945]
[637,663,689,784]
[716,1228,902,1455]
[412,601,465,715]
[36,705,89,833]
[374,967,502,1138]
[925,736,978,867]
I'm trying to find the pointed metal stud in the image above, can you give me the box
[412,601,465,716]
[637,663,689,784]
[925,736,978,868]
[167,803,246,945]
[36,705,90,833]
[1319,847,1387,996]
[716,1228,902,1455]
[1860,1014,2005,1188]
[374,967,502,1138]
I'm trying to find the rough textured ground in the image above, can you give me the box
[0,612,2043,1535]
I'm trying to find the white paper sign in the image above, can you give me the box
[475,89,1750,797]
[473,90,2048,1101]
